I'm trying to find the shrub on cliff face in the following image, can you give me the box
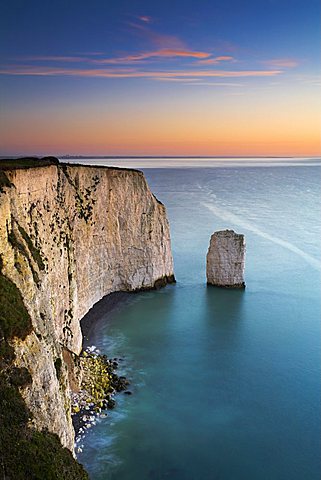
[0,380,88,479]
[0,260,89,479]
[0,170,13,193]
[0,271,33,340]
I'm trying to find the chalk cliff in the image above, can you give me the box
[206,229,245,288]
[0,158,174,455]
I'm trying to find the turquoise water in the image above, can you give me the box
[78,163,321,480]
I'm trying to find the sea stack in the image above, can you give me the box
[206,229,246,288]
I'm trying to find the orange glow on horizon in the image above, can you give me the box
[1,72,319,158]
[1,113,320,157]
[2,126,319,158]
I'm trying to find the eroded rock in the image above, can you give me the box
[206,229,245,288]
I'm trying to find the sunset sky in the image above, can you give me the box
[0,0,320,157]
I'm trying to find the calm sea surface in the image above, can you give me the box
[76,160,321,480]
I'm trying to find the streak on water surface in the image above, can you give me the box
[77,160,321,480]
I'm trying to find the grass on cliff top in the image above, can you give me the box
[0,157,59,170]
[0,156,142,174]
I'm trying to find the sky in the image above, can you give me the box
[0,0,320,157]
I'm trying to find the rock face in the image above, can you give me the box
[0,160,174,451]
[206,230,245,288]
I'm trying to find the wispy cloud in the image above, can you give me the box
[94,49,212,64]
[263,58,299,68]
[152,77,203,82]
[23,49,212,66]
[184,82,244,87]
[3,20,291,86]
[17,23,234,72]
[126,21,186,50]
[152,77,244,87]
[195,56,235,65]
[138,16,151,23]
[23,55,88,62]
[0,65,282,79]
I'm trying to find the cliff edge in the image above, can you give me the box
[0,158,174,464]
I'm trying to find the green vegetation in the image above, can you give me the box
[17,222,45,271]
[0,156,59,170]
[54,357,62,381]
[8,227,40,286]
[7,218,46,286]
[9,366,32,387]
[0,258,33,340]
[80,353,111,403]
[0,377,88,480]
[61,165,99,224]
[0,256,89,479]
[0,340,15,370]
[0,170,13,193]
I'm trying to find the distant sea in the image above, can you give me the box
[72,158,321,480]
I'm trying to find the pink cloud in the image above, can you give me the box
[196,56,235,65]
[154,78,244,87]
[0,65,282,79]
[156,49,210,59]
[99,48,211,63]
[186,82,244,87]
[152,77,203,83]
[126,21,186,50]
[263,58,299,68]
[23,55,88,62]
[138,16,151,23]
[25,49,212,66]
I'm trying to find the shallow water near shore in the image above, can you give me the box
[77,161,321,480]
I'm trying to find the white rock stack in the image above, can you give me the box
[206,229,246,288]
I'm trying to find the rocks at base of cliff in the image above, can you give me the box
[71,346,131,453]
[146,274,176,290]
[206,229,246,288]
[154,274,176,289]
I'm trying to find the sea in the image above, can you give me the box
[70,158,321,480]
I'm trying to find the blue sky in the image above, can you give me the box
[0,0,320,156]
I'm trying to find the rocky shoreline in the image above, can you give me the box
[71,345,131,454]
[72,292,137,455]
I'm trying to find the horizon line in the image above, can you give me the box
[1,155,320,160]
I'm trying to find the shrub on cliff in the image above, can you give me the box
[0,377,88,480]
[0,268,33,340]
[0,258,89,479]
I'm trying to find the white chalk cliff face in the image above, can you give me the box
[0,162,174,451]
[206,229,245,288]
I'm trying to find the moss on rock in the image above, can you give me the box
[0,256,89,479]
[0,377,88,480]
[54,357,63,381]
[16,222,45,271]
[0,256,33,340]
[0,170,13,193]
